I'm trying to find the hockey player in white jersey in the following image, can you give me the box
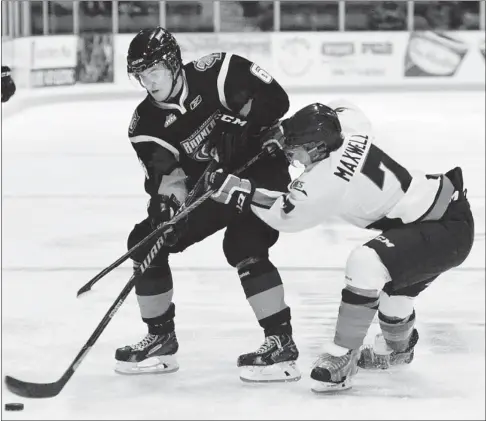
[205,100,474,391]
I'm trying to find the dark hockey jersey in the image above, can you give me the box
[128,52,289,199]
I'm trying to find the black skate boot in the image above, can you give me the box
[237,333,301,382]
[310,347,361,393]
[358,329,419,370]
[115,330,179,375]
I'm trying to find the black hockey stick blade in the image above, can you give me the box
[5,375,63,398]
[77,283,93,296]
[76,159,219,298]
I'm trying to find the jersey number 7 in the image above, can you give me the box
[361,144,412,192]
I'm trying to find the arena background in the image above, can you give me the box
[1,2,485,420]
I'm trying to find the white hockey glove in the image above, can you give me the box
[205,170,255,213]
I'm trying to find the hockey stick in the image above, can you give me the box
[76,159,219,297]
[4,149,267,399]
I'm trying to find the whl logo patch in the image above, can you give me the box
[165,113,177,128]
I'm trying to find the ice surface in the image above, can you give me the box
[1,91,485,419]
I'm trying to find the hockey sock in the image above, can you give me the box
[237,258,292,336]
[334,286,379,350]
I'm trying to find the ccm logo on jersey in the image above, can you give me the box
[219,114,247,126]
[374,235,395,248]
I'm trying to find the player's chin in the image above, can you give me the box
[149,89,169,102]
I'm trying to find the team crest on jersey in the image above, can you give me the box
[193,53,222,71]
[128,110,140,135]
[164,113,177,128]
[180,110,220,161]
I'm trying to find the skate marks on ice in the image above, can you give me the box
[2,269,484,420]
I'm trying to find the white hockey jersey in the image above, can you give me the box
[251,101,455,233]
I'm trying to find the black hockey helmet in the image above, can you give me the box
[127,27,182,96]
[282,103,344,163]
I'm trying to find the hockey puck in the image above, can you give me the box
[5,403,24,411]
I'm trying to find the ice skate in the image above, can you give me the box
[310,347,360,393]
[115,331,179,375]
[358,328,419,370]
[238,333,301,383]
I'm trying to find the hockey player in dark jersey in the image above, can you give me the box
[114,27,300,382]
[1,66,16,103]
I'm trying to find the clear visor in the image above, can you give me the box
[131,61,173,89]
[284,145,312,167]
[283,141,327,167]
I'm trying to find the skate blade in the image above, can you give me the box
[311,377,353,393]
[359,355,414,371]
[115,355,179,375]
[239,361,301,383]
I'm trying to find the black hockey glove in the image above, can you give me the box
[1,66,16,103]
[147,194,185,247]
[208,114,250,170]
[205,170,255,213]
[258,122,286,154]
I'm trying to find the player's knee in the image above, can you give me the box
[345,246,391,292]
[223,217,279,267]
[379,291,415,319]
[235,256,273,272]
[127,219,169,265]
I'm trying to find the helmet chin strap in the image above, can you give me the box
[165,66,183,101]
[145,65,183,103]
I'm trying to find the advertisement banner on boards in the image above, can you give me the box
[405,32,471,77]
[31,35,78,70]
[30,35,78,87]
[272,32,402,88]
[273,31,484,89]
[404,31,485,82]
[176,33,272,69]
[76,33,114,84]
[30,68,76,88]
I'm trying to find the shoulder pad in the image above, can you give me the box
[192,52,223,72]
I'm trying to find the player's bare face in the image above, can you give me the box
[138,63,174,102]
